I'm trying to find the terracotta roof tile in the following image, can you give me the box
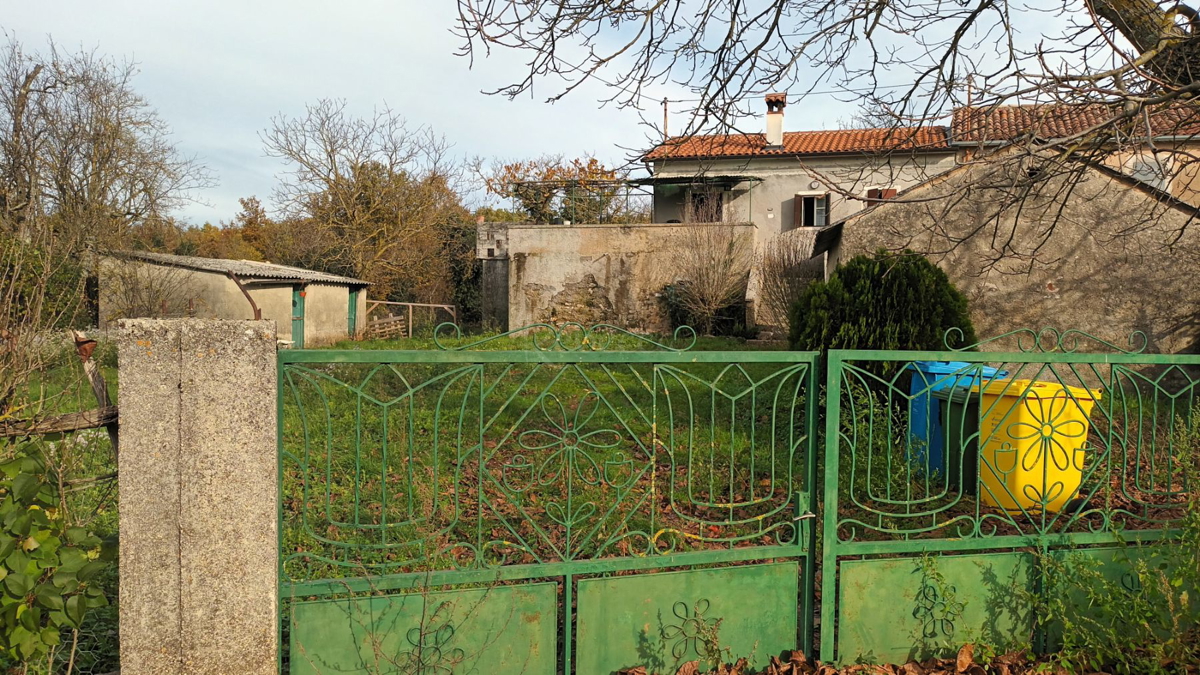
[951,103,1200,143]
[645,127,950,160]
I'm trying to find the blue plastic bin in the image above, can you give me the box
[907,361,1007,481]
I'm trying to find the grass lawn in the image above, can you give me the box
[280,329,815,582]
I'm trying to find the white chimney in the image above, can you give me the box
[765,93,787,147]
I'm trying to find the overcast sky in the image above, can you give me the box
[4,1,857,224]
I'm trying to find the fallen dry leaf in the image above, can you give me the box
[956,644,975,673]
[676,661,701,675]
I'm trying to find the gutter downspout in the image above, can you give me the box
[225,271,262,320]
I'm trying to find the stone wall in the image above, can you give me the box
[833,161,1200,353]
[499,222,757,331]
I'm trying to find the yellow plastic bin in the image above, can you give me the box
[937,378,1102,512]
[972,379,1101,513]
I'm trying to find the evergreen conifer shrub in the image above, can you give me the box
[788,250,976,358]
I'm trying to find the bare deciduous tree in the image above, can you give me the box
[98,258,200,323]
[671,224,754,335]
[453,0,1200,248]
[758,233,826,330]
[262,99,471,302]
[0,36,211,247]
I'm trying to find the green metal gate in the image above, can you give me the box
[278,323,819,674]
[819,329,1196,664]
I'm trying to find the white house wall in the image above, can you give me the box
[650,152,958,241]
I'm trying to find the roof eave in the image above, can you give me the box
[647,147,955,162]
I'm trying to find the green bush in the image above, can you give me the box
[0,443,114,667]
[1030,408,1200,675]
[788,250,976,357]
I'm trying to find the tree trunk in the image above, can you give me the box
[1090,0,1200,89]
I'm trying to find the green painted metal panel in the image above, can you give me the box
[819,332,1199,662]
[574,562,799,674]
[347,289,358,336]
[837,553,1034,665]
[291,286,305,348]
[288,582,556,674]
[1042,545,1199,650]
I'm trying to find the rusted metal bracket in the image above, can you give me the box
[73,331,119,458]
[226,271,262,320]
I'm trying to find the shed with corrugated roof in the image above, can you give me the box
[98,251,369,347]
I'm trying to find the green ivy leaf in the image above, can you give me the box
[4,573,31,598]
[64,595,85,628]
[10,474,38,502]
[5,549,29,574]
[78,560,107,583]
[34,587,63,611]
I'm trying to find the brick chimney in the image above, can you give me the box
[765,93,787,148]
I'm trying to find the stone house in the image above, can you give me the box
[642,95,958,242]
[816,157,1200,352]
[98,251,369,347]
[950,104,1200,204]
[480,97,1200,334]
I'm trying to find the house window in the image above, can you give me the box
[1129,154,1170,191]
[794,194,830,229]
[687,189,724,222]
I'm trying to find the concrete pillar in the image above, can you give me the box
[118,319,278,675]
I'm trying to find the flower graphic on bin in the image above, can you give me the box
[1007,390,1088,473]
[519,391,622,486]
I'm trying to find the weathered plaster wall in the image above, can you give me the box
[302,282,354,346]
[835,162,1200,353]
[504,222,756,331]
[650,152,958,242]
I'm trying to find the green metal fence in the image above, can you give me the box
[820,328,1196,664]
[278,324,1197,672]
[278,324,820,674]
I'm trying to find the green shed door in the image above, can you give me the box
[291,286,305,348]
[347,289,358,337]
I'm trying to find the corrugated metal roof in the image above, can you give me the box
[116,251,369,285]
